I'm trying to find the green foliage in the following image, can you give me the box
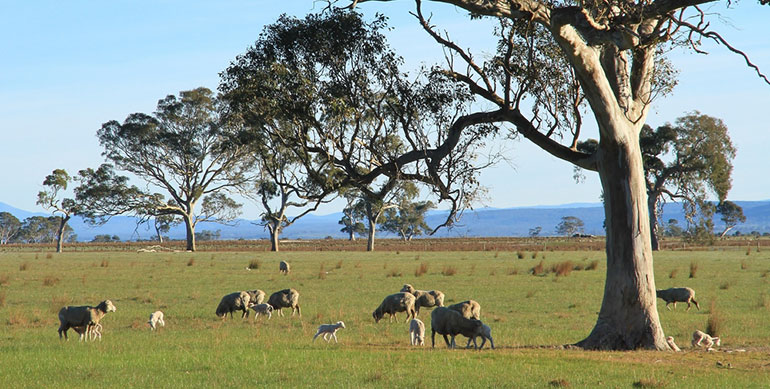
[0,212,21,244]
[381,198,435,241]
[555,216,585,236]
[716,200,746,237]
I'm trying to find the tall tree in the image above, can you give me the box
[716,200,746,238]
[150,214,180,243]
[338,189,366,241]
[640,113,736,250]
[220,10,494,251]
[98,87,252,251]
[339,0,769,350]
[0,212,22,245]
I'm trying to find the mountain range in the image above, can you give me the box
[2,200,769,242]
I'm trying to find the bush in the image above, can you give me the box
[531,261,546,276]
[42,276,59,287]
[441,266,457,276]
[689,262,698,278]
[707,302,724,337]
[552,261,574,277]
[415,263,428,277]
[187,258,195,267]
[386,268,402,278]
[669,269,678,279]
[248,259,261,270]
[19,262,29,271]
[585,260,599,271]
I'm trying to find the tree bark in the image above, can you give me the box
[269,222,280,252]
[366,219,376,252]
[55,215,71,253]
[183,214,196,251]
[576,131,668,350]
[648,195,661,251]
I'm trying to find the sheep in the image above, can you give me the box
[279,260,290,274]
[656,287,700,311]
[666,336,681,352]
[248,303,274,320]
[692,330,721,350]
[57,300,116,341]
[400,284,444,315]
[372,292,416,323]
[312,321,346,343]
[215,291,251,319]
[430,306,483,349]
[409,318,425,346]
[267,288,301,317]
[245,289,265,306]
[148,310,165,330]
[448,300,481,320]
[72,323,102,341]
[465,323,494,349]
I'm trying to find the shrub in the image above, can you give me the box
[552,261,574,277]
[386,268,402,278]
[585,260,599,271]
[0,273,9,286]
[441,266,457,276]
[719,281,731,290]
[669,269,678,279]
[531,261,546,276]
[318,263,326,280]
[45,253,53,259]
[531,251,538,259]
[101,259,109,268]
[548,379,570,387]
[707,301,724,337]
[19,262,29,271]
[689,262,698,278]
[516,251,525,259]
[415,263,428,277]
[42,276,60,287]
[508,267,519,276]
[633,379,667,388]
[335,260,343,269]
[248,259,261,270]
[741,260,749,270]
[187,258,195,267]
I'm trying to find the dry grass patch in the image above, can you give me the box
[552,261,574,277]
[42,275,60,287]
[0,273,9,286]
[248,259,261,270]
[531,261,546,276]
[585,260,599,271]
[0,290,6,307]
[548,379,570,387]
[386,268,402,278]
[689,262,698,278]
[19,262,29,271]
[441,265,458,276]
[633,378,667,388]
[669,269,678,279]
[707,301,725,337]
[415,262,428,277]
[187,258,195,266]
[101,259,109,267]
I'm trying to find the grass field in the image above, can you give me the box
[1,243,770,387]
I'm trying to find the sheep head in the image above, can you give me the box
[400,284,415,294]
[372,309,383,323]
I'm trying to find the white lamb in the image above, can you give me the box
[692,330,720,350]
[409,318,425,346]
[312,321,346,343]
[148,311,165,330]
[248,303,274,320]
[72,323,102,341]
[666,336,681,352]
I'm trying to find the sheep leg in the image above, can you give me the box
[693,299,700,310]
[686,302,692,311]
[332,333,338,343]
[443,334,452,349]
[665,302,671,311]
[431,329,436,348]
[313,331,321,342]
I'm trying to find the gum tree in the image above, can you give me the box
[341,0,768,349]
[98,87,252,251]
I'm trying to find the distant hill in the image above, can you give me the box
[2,200,769,242]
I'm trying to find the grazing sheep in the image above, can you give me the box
[72,323,102,341]
[267,288,301,317]
[448,300,481,320]
[430,307,483,349]
[409,318,425,346]
[400,284,444,315]
[465,323,494,349]
[216,291,251,319]
[372,292,417,323]
[666,336,681,352]
[57,300,117,341]
[245,289,266,308]
[279,261,290,274]
[692,330,721,350]
[656,287,700,311]
[148,310,165,330]
[312,321,346,343]
[248,303,274,320]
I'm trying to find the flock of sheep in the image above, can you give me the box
[55,260,717,351]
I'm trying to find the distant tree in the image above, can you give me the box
[0,212,21,244]
[716,200,746,238]
[195,230,221,241]
[640,113,736,250]
[528,226,542,238]
[338,190,366,241]
[18,216,69,244]
[381,199,435,241]
[91,234,120,243]
[556,216,585,237]
[97,87,252,251]
[151,214,179,243]
[664,219,684,238]
[36,169,77,252]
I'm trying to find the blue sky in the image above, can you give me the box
[1,1,768,219]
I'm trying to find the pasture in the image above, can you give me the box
[1,243,770,387]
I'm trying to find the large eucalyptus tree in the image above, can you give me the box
[339,0,768,349]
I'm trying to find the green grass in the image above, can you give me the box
[1,248,770,387]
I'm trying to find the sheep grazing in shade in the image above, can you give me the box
[267,288,301,317]
[372,292,416,323]
[430,306,484,349]
[448,300,481,320]
[279,261,291,274]
[656,287,700,311]
[148,310,165,330]
[313,321,346,343]
[409,318,425,346]
[248,303,274,320]
[58,300,117,341]
[692,330,721,350]
[666,336,681,352]
[400,284,444,315]
[216,291,252,319]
